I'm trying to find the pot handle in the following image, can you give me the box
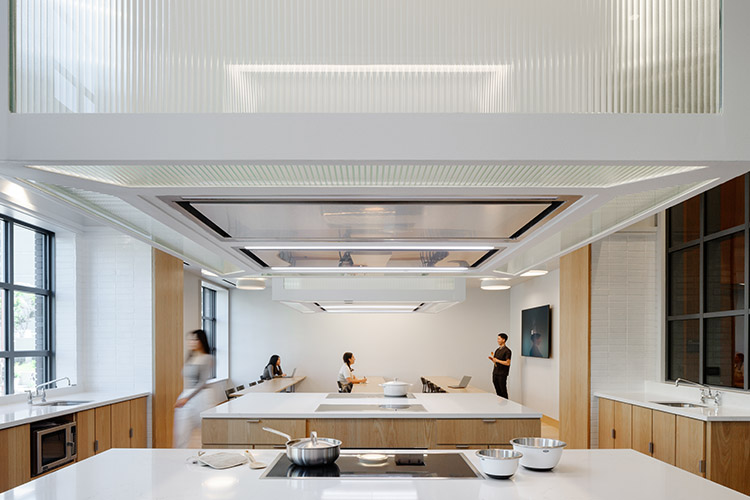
[262,427,292,442]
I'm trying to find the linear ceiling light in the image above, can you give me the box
[322,305,419,311]
[236,278,267,290]
[270,267,468,273]
[245,245,495,251]
[520,270,549,277]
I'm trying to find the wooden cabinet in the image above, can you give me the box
[130,397,148,447]
[0,424,30,493]
[202,418,306,446]
[94,405,112,454]
[630,406,676,464]
[434,419,540,448]
[707,421,750,495]
[309,419,434,449]
[676,415,706,477]
[111,401,132,448]
[598,399,632,449]
[76,405,112,458]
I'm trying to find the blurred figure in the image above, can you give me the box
[261,354,285,380]
[733,353,745,388]
[173,329,213,448]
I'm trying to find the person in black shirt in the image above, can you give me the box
[488,333,511,398]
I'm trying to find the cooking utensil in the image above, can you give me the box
[263,427,341,466]
[476,449,523,479]
[243,450,267,469]
[510,437,566,470]
[379,379,412,397]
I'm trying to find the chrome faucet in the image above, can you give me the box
[675,378,722,407]
[26,377,73,404]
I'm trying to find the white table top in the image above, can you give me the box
[203,392,542,419]
[3,448,746,500]
[230,376,306,397]
[0,390,150,430]
[595,391,750,422]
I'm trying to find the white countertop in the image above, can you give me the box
[202,392,542,419]
[2,448,745,500]
[594,391,750,422]
[0,391,150,430]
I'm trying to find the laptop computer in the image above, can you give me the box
[281,368,297,378]
[448,375,471,389]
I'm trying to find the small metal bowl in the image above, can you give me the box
[476,449,523,479]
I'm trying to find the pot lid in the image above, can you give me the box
[291,431,341,449]
[382,380,411,387]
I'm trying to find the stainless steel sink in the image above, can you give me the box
[33,400,93,407]
[650,401,707,408]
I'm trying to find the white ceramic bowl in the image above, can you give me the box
[476,449,523,479]
[510,437,566,470]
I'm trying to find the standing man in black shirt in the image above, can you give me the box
[488,333,511,398]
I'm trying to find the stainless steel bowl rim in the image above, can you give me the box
[510,437,567,449]
[476,449,523,460]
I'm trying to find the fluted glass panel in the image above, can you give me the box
[11,0,721,113]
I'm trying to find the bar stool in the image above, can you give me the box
[420,377,429,393]
[225,387,236,399]
[236,385,245,391]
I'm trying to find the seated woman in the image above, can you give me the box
[261,354,285,380]
[337,352,367,393]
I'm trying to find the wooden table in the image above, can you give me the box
[423,376,487,394]
[350,376,386,394]
[229,376,306,397]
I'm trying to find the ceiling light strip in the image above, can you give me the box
[245,245,495,251]
[270,267,468,273]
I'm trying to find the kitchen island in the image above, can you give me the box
[2,448,746,500]
[201,392,542,449]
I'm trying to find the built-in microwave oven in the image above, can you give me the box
[30,420,77,476]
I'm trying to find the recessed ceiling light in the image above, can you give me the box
[521,269,548,277]
[480,278,511,291]
[236,277,267,290]
[269,267,468,273]
[201,269,219,277]
[245,245,494,251]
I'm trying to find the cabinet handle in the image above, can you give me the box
[648,442,654,454]
[482,419,497,423]
[129,428,134,439]
[94,440,99,452]
[455,444,469,449]
[246,419,261,424]
[611,429,616,440]
[699,460,705,474]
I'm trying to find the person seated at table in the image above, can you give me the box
[261,354,285,380]
[338,352,367,392]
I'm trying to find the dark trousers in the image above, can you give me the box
[493,373,508,399]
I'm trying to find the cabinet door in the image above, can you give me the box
[130,397,148,448]
[651,410,676,465]
[76,409,97,460]
[94,405,112,454]
[613,401,632,449]
[676,416,705,477]
[631,406,652,456]
[0,424,30,493]
[598,398,615,449]
[111,401,132,449]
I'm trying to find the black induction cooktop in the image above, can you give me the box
[262,453,482,479]
[326,393,416,399]
[315,404,427,412]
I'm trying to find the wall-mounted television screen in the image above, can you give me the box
[521,304,551,358]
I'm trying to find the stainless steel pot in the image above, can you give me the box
[263,427,341,466]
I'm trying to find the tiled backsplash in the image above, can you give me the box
[590,232,659,448]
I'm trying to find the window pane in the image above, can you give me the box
[705,233,745,312]
[13,225,46,288]
[668,320,700,382]
[0,358,4,393]
[669,194,700,246]
[705,175,745,235]
[0,293,4,351]
[0,220,4,282]
[14,292,46,351]
[705,317,745,388]
[14,356,45,394]
[669,246,700,316]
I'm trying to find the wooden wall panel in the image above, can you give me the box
[559,245,591,449]
[153,249,184,448]
[0,424,30,493]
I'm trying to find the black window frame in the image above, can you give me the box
[666,174,749,391]
[0,215,55,395]
[201,286,217,379]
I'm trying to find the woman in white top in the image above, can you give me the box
[337,352,367,393]
[173,329,214,448]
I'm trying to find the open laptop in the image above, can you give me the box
[448,375,471,389]
[281,368,297,378]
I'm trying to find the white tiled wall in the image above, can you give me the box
[590,232,659,448]
[77,229,153,444]
[55,232,78,384]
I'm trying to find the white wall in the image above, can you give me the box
[589,231,659,447]
[229,286,510,395]
[183,270,202,336]
[509,270,560,419]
